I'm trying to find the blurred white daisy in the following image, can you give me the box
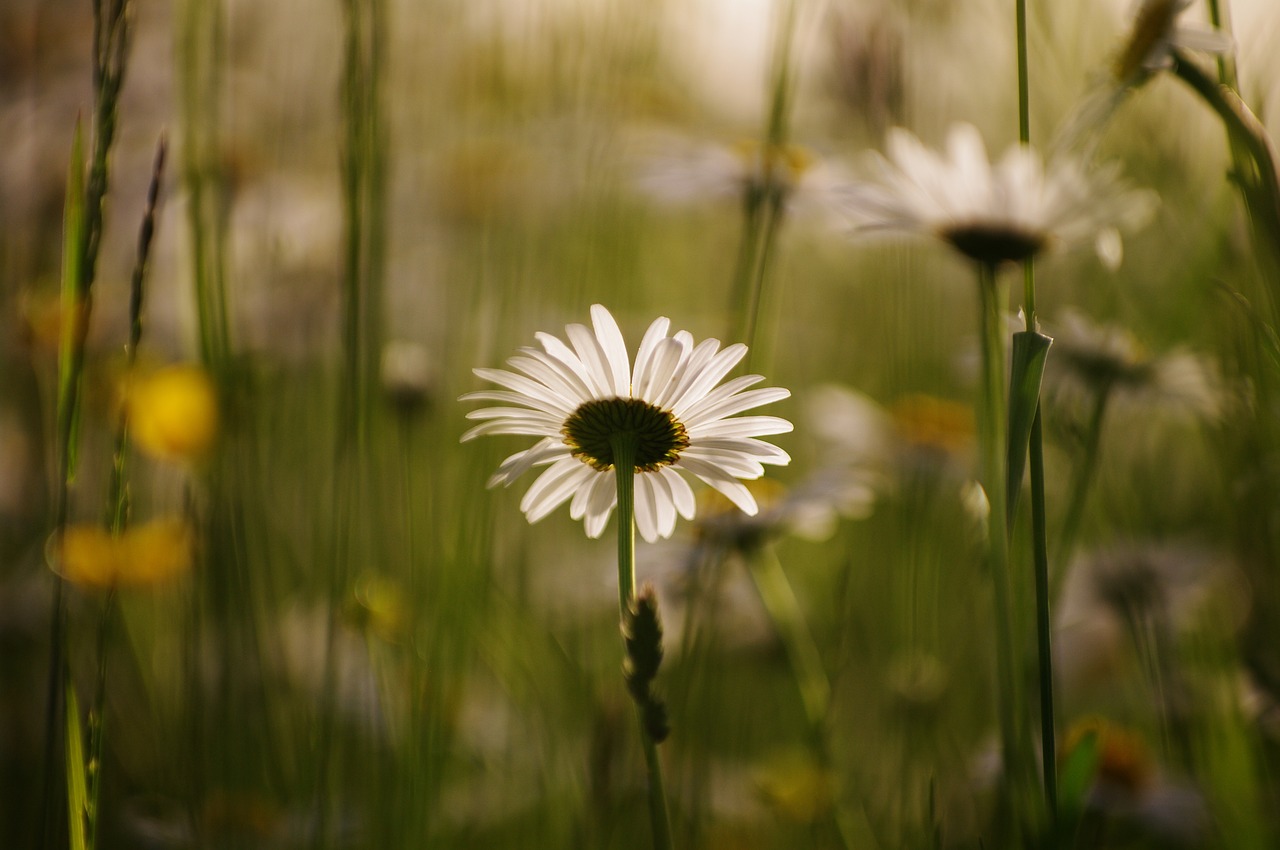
[1044,309,1226,421]
[633,134,852,218]
[1114,0,1233,84]
[839,123,1155,268]
[462,304,792,543]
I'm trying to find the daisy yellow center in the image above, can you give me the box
[562,397,690,472]
[941,223,1046,266]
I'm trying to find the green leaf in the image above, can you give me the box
[1006,330,1052,525]
[1056,728,1099,823]
[64,674,89,850]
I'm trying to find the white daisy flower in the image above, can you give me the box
[1045,309,1226,421]
[461,305,793,543]
[1114,0,1233,84]
[839,123,1156,268]
[633,133,851,219]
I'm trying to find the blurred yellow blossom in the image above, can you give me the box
[889,394,975,457]
[127,365,219,462]
[53,518,195,588]
[1061,715,1153,794]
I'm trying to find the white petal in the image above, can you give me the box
[507,350,593,406]
[646,470,679,538]
[682,387,791,427]
[537,332,601,399]
[1171,24,1233,56]
[464,407,564,425]
[660,467,697,520]
[690,437,791,464]
[590,304,632,396]
[459,389,573,417]
[634,473,660,543]
[582,473,618,538]
[668,343,747,415]
[678,456,760,515]
[655,337,722,410]
[680,447,766,479]
[522,461,594,523]
[636,336,687,401]
[472,367,571,409]
[690,415,795,439]
[461,419,562,441]
[487,438,570,487]
[632,317,672,394]
[671,374,764,421]
[1095,228,1123,271]
[565,323,616,397]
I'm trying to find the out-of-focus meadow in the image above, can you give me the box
[4,0,1280,847]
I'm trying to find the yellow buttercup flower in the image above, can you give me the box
[54,519,195,588]
[127,365,219,462]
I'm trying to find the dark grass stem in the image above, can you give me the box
[610,439,674,850]
[1029,409,1057,815]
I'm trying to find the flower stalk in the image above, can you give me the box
[976,262,1026,834]
[611,435,675,850]
[1014,0,1058,817]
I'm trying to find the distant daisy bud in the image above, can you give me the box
[381,340,435,414]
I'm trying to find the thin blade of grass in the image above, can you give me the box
[58,119,87,481]
[64,676,88,850]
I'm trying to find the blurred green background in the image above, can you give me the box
[3,0,1280,847]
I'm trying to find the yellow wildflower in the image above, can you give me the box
[54,518,195,588]
[127,365,219,462]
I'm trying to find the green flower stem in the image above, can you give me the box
[1205,0,1239,92]
[745,545,857,850]
[1052,388,1110,597]
[611,438,674,850]
[1013,0,1058,815]
[976,262,1023,828]
[1015,0,1030,148]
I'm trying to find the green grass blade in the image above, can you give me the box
[58,118,87,482]
[64,675,89,850]
[1005,330,1052,525]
